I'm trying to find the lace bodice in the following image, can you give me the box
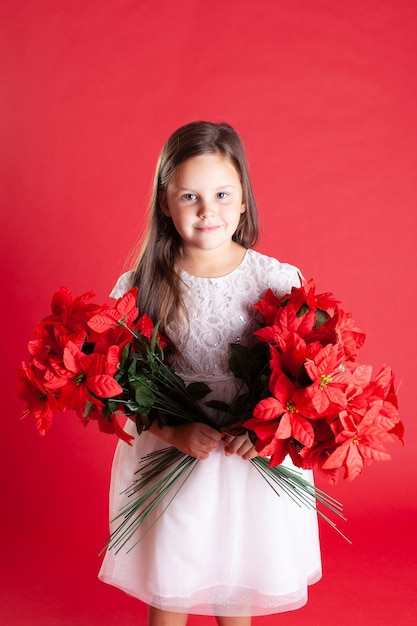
[111,249,301,382]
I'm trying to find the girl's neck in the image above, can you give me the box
[179,242,247,278]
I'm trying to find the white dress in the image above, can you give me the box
[99,249,322,617]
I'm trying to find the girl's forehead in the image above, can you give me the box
[170,153,241,187]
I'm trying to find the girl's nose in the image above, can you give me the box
[197,199,215,218]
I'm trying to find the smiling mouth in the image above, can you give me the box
[195,225,221,231]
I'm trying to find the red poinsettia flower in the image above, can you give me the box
[29,320,85,363]
[269,339,304,382]
[343,363,374,403]
[270,335,323,385]
[24,314,89,396]
[249,425,306,467]
[389,418,405,444]
[244,367,315,468]
[17,363,58,435]
[288,278,339,315]
[103,344,123,377]
[334,310,366,361]
[88,288,167,350]
[304,312,339,348]
[253,288,284,325]
[343,364,403,439]
[88,288,139,334]
[86,405,134,444]
[373,364,397,402]
[304,343,351,414]
[323,402,393,480]
[369,366,403,442]
[59,341,123,416]
[41,356,75,390]
[135,313,168,349]
[50,286,99,333]
[254,303,316,349]
[90,326,132,359]
[254,280,339,332]
[300,419,340,484]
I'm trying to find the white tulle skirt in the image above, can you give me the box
[99,380,322,617]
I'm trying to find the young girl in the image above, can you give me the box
[99,121,322,625]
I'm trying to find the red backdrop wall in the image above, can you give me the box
[1,1,416,624]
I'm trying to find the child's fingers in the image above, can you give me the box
[172,422,221,459]
[224,434,257,460]
[241,446,258,460]
[199,423,223,442]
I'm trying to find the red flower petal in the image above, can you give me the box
[290,414,315,448]
[88,310,122,333]
[51,286,73,317]
[87,375,123,398]
[252,397,284,422]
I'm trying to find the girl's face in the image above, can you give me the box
[164,153,245,256]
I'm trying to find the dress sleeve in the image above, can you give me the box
[267,261,304,297]
[109,270,135,298]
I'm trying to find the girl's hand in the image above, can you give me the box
[223,433,258,460]
[149,421,222,460]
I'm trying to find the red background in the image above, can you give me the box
[1,1,416,624]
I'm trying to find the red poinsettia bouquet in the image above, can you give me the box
[229,279,404,484]
[19,279,404,553]
[18,286,212,446]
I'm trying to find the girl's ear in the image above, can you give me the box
[241,203,246,214]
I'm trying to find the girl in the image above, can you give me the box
[99,121,321,625]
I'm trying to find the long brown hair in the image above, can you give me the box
[132,121,259,333]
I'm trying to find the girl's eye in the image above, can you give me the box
[183,193,197,201]
[216,192,228,199]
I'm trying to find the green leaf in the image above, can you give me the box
[83,400,93,419]
[128,353,140,376]
[135,385,156,410]
[129,374,150,389]
[150,321,161,352]
[106,400,119,413]
[130,373,157,414]
[121,342,132,364]
[124,399,141,412]
[229,344,252,379]
[205,400,230,412]
[228,393,251,417]
[296,303,310,317]
[114,368,126,383]
[135,414,149,436]
[315,308,329,328]
[249,343,270,375]
[186,381,212,400]
[229,342,269,386]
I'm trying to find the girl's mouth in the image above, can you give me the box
[195,225,221,232]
